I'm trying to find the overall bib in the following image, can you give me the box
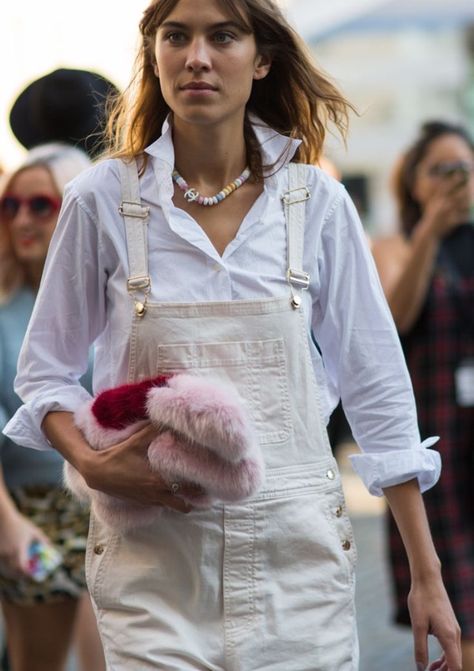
[85,161,359,671]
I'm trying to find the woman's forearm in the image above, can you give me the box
[385,222,440,334]
[42,411,95,474]
[383,478,441,580]
[0,466,19,521]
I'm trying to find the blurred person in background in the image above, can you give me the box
[0,63,118,671]
[0,144,105,671]
[372,120,474,670]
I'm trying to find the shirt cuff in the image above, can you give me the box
[2,387,92,452]
[348,437,441,497]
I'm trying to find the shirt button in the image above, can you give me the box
[94,544,105,555]
[326,469,336,481]
[335,505,344,518]
[342,540,351,551]
[212,264,222,272]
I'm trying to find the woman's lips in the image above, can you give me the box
[15,235,38,248]
[181,81,217,90]
[180,82,218,96]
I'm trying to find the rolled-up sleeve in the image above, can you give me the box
[3,184,107,451]
[312,188,441,496]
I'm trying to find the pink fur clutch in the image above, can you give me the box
[64,373,264,531]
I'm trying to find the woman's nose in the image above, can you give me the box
[185,38,211,71]
[10,203,32,228]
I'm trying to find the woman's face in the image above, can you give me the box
[153,0,270,129]
[2,166,60,267]
[412,133,474,210]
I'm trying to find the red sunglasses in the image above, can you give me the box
[0,194,62,221]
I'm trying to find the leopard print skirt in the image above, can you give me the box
[0,486,89,605]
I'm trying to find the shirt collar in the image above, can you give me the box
[144,113,302,173]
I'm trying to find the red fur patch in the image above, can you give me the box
[92,375,171,429]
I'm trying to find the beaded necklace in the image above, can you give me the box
[172,166,251,206]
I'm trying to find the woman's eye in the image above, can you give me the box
[213,32,234,44]
[166,32,187,44]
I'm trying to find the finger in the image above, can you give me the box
[124,422,157,448]
[413,624,429,671]
[35,528,52,547]
[446,177,469,197]
[157,493,194,513]
[109,422,157,452]
[437,631,462,671]
[175,481,206,497]
[428,655,446,670]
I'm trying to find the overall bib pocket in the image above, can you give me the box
[156,338,292,444]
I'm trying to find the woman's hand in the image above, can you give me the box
[408,573,462,671]
[422,172,472,239]
[81,422,202,513]
[0,509,50,579]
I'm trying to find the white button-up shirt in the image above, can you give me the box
[3,118,440,496]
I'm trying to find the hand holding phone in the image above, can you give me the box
[27,541,62,582]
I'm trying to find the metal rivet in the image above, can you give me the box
[342,540,351,551]
[335,505,343,518]
[94,544,105,556]
[291,295,302,309]
[326,469,336,481]
[135,301,146,317]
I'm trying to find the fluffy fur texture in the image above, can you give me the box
[64,374,264,531]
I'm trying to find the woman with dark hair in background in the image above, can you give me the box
[4,2,462,669]
[373,120,474,670]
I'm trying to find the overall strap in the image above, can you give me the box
[118,159,151,318]
[282,163,311,309]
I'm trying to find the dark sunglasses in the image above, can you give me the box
[0,194,62,221]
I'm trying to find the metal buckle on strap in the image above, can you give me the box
[118,201,150,219]
[281,187,311,205]
[127,276,151,291]
[287,268,310,289]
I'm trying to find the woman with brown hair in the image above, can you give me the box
[4,2,461,669]
[372,120,474,671]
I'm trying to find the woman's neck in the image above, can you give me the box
[24,262,44,294]
[172,116,248,189]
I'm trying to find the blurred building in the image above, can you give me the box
[286,0,474,234]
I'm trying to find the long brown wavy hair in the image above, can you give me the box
[393,120,474,237]
[104,0,354,177]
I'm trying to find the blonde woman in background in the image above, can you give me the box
[0,144,105,671]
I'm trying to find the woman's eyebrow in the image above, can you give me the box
[159,20,250,33]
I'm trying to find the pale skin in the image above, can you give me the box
[0,166,105,671]
[373,132,474,669]
[41,0,461,668]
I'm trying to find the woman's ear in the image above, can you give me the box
[253,53,272,81]
[153,63,160,78]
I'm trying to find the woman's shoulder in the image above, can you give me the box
[281,162,345,210]
[66,157,122,198]
[63,157,131,220]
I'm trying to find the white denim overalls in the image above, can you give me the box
[85,160,359,671]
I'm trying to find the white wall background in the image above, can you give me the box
[0,1,147,168]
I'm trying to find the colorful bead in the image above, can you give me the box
[172,167,251,207]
